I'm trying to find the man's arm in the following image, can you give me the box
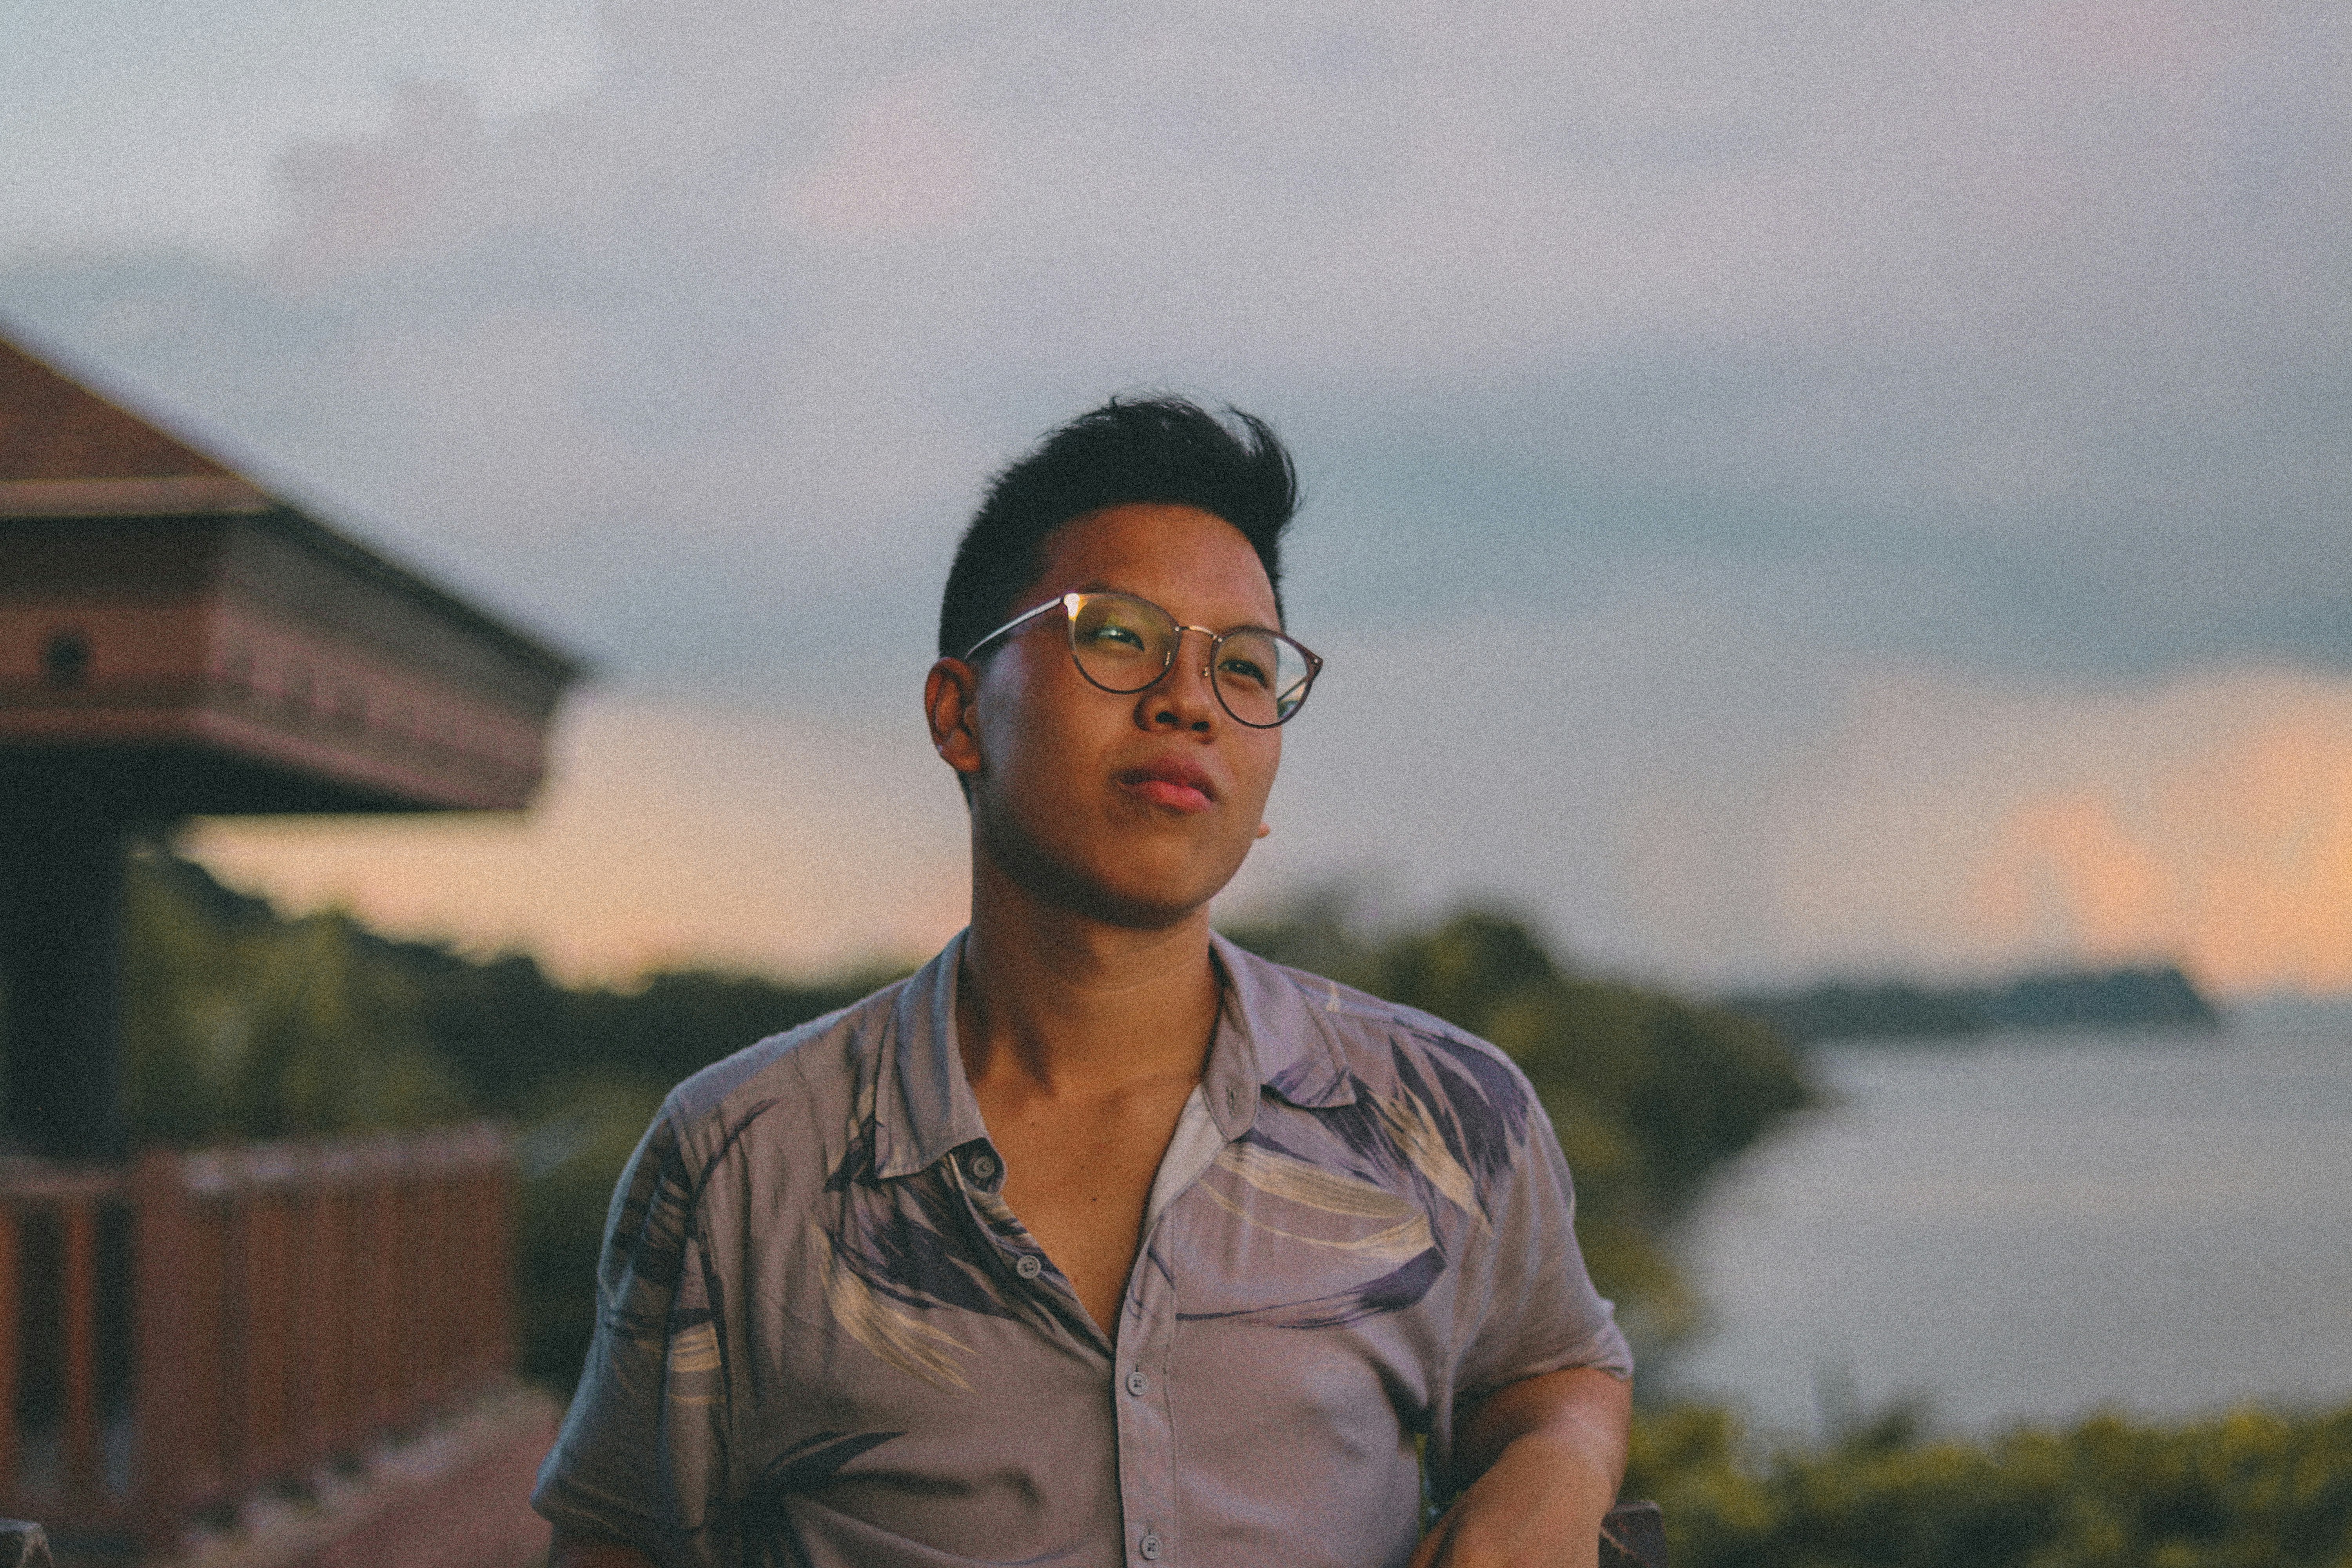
[1409,1365,1633,1568]
[549,1528,660,1568]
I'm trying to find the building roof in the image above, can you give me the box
[0,328,580,681]
[0,327,584,815]
[0,332,260,491]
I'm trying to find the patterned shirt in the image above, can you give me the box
[532,931,1631,1568]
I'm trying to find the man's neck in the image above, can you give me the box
[957,859,1223,1096]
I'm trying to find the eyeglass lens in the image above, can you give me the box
[1067,593,1314,726]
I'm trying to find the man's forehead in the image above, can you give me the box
[1032,503,1279,620]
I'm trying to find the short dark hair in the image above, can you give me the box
[937,396,1299,661]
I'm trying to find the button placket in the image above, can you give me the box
[1116,1200,1180,1568]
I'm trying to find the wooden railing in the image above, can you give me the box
[0,1124,514,1555]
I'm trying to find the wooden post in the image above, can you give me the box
[57,1202,99,1508]
[441,1152,469,1389]
[240,1157,291,1486]
[289,1149,328,1463]
[483,1146,516,1383]
[361,1153,399,1433]
[432,1150,458,1406]
[176,1158,231,1510]
[382,1156,414,1427]
[53,1205,96,1512]
[131,1151,194,1553]
[225,1172,265,1492]
[435,1152,460,1406]
[491,1131,517,1380]
[413,1152,445,1418]
[0,1208,19,1507]
[312,1151,354,1457]
[405,1156,432,1415]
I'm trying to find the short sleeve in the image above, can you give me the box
[1452,1093,1633,1403]
[532,1106,735,1568]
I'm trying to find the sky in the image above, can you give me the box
[5,0,2348,995]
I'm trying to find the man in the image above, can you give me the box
[537,399,1633,1568]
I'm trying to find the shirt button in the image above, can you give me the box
[1125,1369,1149,1396]
[969,1152,998,1181]
[1015,1254,1042,1279]
[1139,1532,1162,1561]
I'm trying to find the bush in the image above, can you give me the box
[122,848,469,1143]
[1626,1400,2352,1568]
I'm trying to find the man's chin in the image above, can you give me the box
[980,814,1243,931]
[1078,884,1215,933]
[1027,860,1226,933]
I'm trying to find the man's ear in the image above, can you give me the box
[926,658,985,780]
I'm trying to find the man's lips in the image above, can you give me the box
[1116,758,1219,813]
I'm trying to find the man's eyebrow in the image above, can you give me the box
[1063,580,1286,632]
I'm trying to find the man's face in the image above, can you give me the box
[944,503,1285,929]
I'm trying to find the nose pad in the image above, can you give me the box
[1145,628,1219,730]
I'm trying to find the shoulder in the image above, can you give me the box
[1219,940,1543,1165]
[653,974,911,1173]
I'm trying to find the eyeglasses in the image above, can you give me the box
[962,590,1323,728]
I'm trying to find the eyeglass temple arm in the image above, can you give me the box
[959,595,1073,663]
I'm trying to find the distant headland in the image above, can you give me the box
[1723,964,2219,1045]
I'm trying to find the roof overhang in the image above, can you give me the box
[0,332,584,818]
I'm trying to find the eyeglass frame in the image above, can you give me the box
[958,590,1325,728]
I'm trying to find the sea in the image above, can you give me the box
[1650,999,2352,1438]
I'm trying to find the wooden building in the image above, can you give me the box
[0,330,581,1166]
[0,335,576,818]
[0,332,578,1561]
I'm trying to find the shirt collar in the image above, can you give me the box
[873,928,1359,1181]
[874,930,991,1181]
[1205,931,1358,1122]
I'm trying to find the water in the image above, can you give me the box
[1653,1003,2352,1437]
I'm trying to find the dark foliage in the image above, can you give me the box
[1627,1399,2352,1568]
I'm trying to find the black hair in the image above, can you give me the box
[936,396,1299,662]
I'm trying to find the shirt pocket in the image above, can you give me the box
[1172,1140,1446,1329]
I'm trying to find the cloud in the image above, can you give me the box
[1969,685,2352,994]
[9,0,2345,686]
[0,0,603,254]
[11,0,2352,988]
[1714,666,2352,994]
[779,74,992,241]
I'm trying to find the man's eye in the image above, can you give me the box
[1087,624,1149,652]
[1219,655,1271,689]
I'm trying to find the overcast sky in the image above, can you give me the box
[7,0,2348,993]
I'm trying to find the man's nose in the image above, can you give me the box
[1145,627,1218,731]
